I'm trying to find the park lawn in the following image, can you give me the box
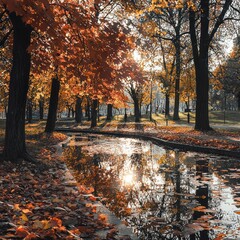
[55,114,240,151]
[93,110,240,127]
[68,114,240,151]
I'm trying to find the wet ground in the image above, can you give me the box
[63,134,240,240]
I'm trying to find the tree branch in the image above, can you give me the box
[209,0,233,44]
[189,9,199,62]
[0,27,13,46]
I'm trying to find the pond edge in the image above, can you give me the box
[55,128,240,160]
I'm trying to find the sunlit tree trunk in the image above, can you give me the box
[3,13,32,162]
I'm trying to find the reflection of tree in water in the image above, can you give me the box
[64,146,131,218]
[190,159,209,240]
[127,150,197,239]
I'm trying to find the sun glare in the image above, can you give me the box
[133,50,141,61]
[122,171,135,186]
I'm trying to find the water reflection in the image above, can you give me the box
[63,134,240,240]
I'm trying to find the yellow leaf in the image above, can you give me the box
[22,209,31,214]
[14,204,21,211]
[21,214,28,222]
[42,220,51,230]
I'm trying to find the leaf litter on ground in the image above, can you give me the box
[0,130,124,240]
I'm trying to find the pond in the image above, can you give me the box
[63,134,240,240]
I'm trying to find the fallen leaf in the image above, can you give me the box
[21,213,29,222]
[16,226,29,238]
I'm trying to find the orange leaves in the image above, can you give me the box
[32,217,63,230]
[1,0,141,106]
[214,233,227,240]
[15,218,65,239]
[98,213,108,223]
[155,126,240,151]
[16,226,29,238]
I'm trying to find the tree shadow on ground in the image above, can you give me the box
[134,123,144,132]
[98,119,111,129]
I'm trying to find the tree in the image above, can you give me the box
[216,36,240,110]
[0,0,72,161]
[189,0,235,131]
[75,97,83,123]
[122,1,190,121]
[3,12,33,161]
[45,77,60,133]
[147,5,189,120]
[157,39,176,117]
[106,104,113,120]
[1,0,139,161]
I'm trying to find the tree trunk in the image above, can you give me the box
[27,100,33,123]
[124,108,127,122]
[173,36,181,120]
[165,94,170,117]
[139,101,142,117]
[91,99,98,128]
[134,98,140,122]
[4,105,7,118]
[106,104,113,120]
[39,98,44,120]
[145,104,149,115]
[189,2,211,131]
[86,97,91,121]
[237,92,240,111]
[75,97,82,123]
[195,0,211,131]
[71,108,75,118]
[45,77,60,133]
[67,107,71,118]
[3,13,32,162]
[150,80,153,120]
[97,101,100,122]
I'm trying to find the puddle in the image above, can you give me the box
[63,134,240,240]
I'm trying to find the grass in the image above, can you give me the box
[92,111,240,127]
[0,110,239,137]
